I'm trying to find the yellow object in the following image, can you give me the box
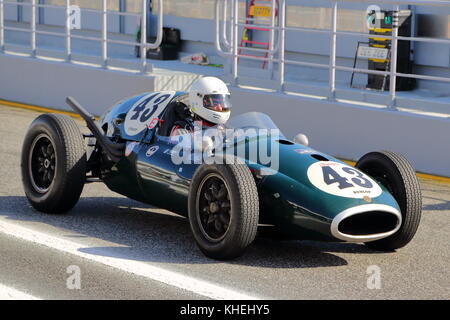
[369,37,389,42]
[369,28,392,33]
[368,58,389,63]
[249,5,271,17]
[242,29,248,41]
[0,99,82,118]
[341,159,450,184]
[371,44,386,48]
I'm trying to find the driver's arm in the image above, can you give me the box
[169,102,194,136]
[159,101,192,136]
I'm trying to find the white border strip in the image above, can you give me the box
[0,219,261,300]
[330,204,402,242]
[0,283,40,300]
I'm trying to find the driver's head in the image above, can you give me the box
[188,77,231,125]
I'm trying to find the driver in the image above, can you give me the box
[158,77,232,136]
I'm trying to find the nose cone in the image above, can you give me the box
[330,204,402,242]
[253,153,402,242]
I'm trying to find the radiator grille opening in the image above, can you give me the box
[311,154,328,161]
[338,211,399,236]
[276,139,294,145]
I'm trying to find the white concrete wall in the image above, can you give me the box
[0,53,449,177]
[0,54,156,115]
[3,2,450,95]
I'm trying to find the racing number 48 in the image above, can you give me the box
[322,166,373,189]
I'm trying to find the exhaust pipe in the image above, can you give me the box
[66,97,125,162]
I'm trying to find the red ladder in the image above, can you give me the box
[238,0,278,69]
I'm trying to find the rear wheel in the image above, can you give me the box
[188,160,259,260]
[356,151,422,251]
[21,113,86,214]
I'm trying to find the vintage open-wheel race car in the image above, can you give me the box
[21,90,422,260]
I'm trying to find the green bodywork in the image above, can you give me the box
[98,92,400,242]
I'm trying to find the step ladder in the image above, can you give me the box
[238,0,278,69]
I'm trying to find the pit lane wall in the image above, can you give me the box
[0,53,449,177]
[0,54,200,116]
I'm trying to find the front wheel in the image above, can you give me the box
[188,160,259,260]
[21,113,86,214]
[356,151,422,251]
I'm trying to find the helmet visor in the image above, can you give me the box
[202,94,231,112]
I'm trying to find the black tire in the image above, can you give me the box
[188,159,259,260]
[356,151,422,251]
[21,113,86,214]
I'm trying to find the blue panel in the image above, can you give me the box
[119,0,126,34]
[38,0,45,25]
[17,0,23,22]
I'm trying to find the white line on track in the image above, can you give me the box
[0,219,262,300]
[0,283,40,300]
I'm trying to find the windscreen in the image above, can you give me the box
[225,112,284,136]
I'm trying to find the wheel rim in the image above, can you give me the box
[362,167,396,197]
[28,133,57,193]
[196,173,232,242]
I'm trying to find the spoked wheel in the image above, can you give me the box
[196,174,232,242]
[188,160,259,260]
[21,113,86,214]
[29,134,57,193]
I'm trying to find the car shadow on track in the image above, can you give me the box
[0,195,385,269]
[421,197,450,212]
[420,181,450,213]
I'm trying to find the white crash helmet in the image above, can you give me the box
[188,77,232,125]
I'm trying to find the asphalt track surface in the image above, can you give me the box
[0,105,449,300]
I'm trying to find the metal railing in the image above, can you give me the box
[0,0,163,73]
[215,0,450,109]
